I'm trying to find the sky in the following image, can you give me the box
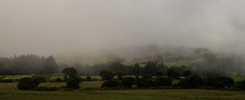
[0,0,245,61]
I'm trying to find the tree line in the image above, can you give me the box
[0,54,58,75]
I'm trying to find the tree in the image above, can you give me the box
[66,76,81,89]
[132,63,140,75]
[154,77,172,86]
[183,70,192,77]
[205,75,234,89]
[116,72,124,80]
[101,80,120,88]
[235,79,245,90]
[41,56,58,74]
[144,62,158,76]
[166,68,180,79]
[121,77,134,88]
[99,70,114,80]
[62,67,77,81]
[156,71,164,78]
[17,77,41,90]
[177,74,204,88]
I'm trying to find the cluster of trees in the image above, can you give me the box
[0,55,58,75]
[99,70,245,90]
[17,67,81,90]
[100,71,173,88]
[0,53,244,77]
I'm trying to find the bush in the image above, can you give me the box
[66,76,81,89]
[100,70,114,80]
[134,78,153,88]
[177,74,204,88]
[31,76,47,83]
[154,77,172,87]
[142,75,152,79]
[86,76,91,81]
[205,75,234,89]
[101,80,120,88]
[35,86,57,91]
[17,77,40,90]
[0,79,14,83]
[121,77,134,88]
[54,78,65,82]
[116,72,124,80]
[183,70,192,77]
[156,72,164,78]
[235,80,245,90]
[166,68,180,79]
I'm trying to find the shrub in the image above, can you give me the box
[31,76,47,83]
[156,72,164,78]
[66,76,81,89]
[0,79,14,83]
[116,72,124,80]
[166,68,180,79]
[235,80,245,90]
[154,77,172,87]
[142,75,152,79]
[86,76,91,81]
[205,75,234,89]
[121,77,134,88]
[35,86,57,91]
[183,70,192,77]
[177,74,204,88]
[101,80,120,88]
[100,70,114,80]
[17,77,40,90]
[134,78,153,88]
[54,78,65,82]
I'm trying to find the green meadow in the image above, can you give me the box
[0,82,245,100]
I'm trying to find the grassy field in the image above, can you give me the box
[139,59,203,67]
[0,82,245,100]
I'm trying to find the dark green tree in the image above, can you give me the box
[62,67,77,81]
[99,70,114,80]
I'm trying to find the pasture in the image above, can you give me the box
[0,82,245,100]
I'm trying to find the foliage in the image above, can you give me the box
[101,80,120,88]
[66,76,81,89]
[204,75,235,89]
[154,77,172,86]
[132,63,140,75]
[53,78,65,82]
[86,76,91,81]
[177,74,204,88]
[0,55,58,75]
[156,72,164,78]
[17,77,41,90]
[166,68,180,79]
[134,78,153,88]
[31,75,47,83]
[183,70,192,77]
[121,77,134,88]
[0,79,14,83]
[62,67,77,80]
[235,79,245,90]
[99,70,114,80]
[116,72,124,80]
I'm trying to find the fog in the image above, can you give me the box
[0,0,245,63]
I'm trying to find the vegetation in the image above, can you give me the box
[17,77,41,90]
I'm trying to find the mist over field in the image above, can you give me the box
[0,0,245,63]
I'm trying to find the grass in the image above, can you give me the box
[139,59,203,67]
[0,82,245,100]
[231,76,245,82]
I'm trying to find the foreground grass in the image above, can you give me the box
[0,82,245,100]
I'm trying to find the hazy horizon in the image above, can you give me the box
[1,0,245,62]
